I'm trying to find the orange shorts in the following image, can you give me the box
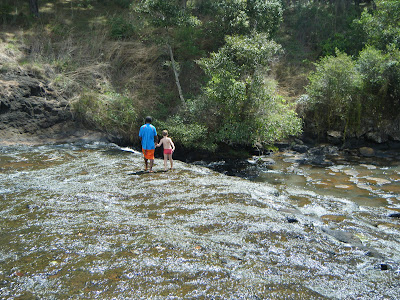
[142,149,155,160]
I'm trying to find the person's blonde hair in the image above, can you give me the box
[162,130,168,136]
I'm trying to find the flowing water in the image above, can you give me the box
[0,143,399,299]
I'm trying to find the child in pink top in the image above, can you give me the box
[156,130,175,171]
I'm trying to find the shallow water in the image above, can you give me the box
[254,151,400,209]
[0,143,399,299]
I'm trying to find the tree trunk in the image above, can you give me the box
[29,0,39,17]
[181,0,187,9]
[167,43,186,108]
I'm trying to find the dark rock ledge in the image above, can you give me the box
[0,73,109,145]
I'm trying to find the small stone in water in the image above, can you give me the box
[380,263,389,270]
[286,217,298,223]
[335,184,351,189]
[365,177,391,185]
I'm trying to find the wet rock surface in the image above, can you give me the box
[0,73,111,145]
[1,143,399,299]
[0,73,70,133]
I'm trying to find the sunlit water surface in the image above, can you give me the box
[0,143,399,299]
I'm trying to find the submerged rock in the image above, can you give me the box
[359,147,375,157]
[322,227,384,259]
[321,227,363,246]
[286,217,299,223]
[291,144,309,153]
[379,263,390,270]
[365,177,391,186]
[257,157,276,166]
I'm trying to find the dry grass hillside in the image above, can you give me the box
[1,0,314,146]
[1,0,179,142]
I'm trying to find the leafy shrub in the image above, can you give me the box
[73,91,138,138]
[108,15,136,40]
[194,33,302,147]
[154,116,212,151]
[357,46,400,119]
[305,51,362,137]
[358,0,400,50]
[96,0,132,8]
[0,3,13,23]
[203,0,283,47]
[288,1,361,56]
[174,26,205,60]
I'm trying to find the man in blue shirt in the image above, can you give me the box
[139,116,158,172]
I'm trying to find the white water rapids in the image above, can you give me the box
[0,143,399,299]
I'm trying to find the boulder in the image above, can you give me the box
[291,144,309,153]
[257,157,276,167]
[359,147,375,157]
[327,130,343,145]
[365,131,388,144]
[0,73,72,139]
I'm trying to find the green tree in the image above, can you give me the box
[305,51,362,137]
[205,0,283,44]
[359,0,400,50]
[135,0,200,108]
[195,33,302,145]
[357,46,400,118]
[246,0,283,34]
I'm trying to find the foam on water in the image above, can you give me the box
[0,143,399,299]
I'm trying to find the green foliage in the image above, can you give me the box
[174,25,205,60]
[154,116,212,151]
[198,33,282,78]
[0,3,13,23]
[194,33,301,146]
[246,0,283,34]
[304,44,400,138]
[73,91,138,136]
[299,0,400,139]
[134,0,192,28]
[306,51,362,137]
[98,0,132,9]
[286,1,362,56]
[358,0,400,50]
[204,0,283,45]
[108,15,136,39]
[357,46,400,117]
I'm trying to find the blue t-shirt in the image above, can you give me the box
[139,124,157,150]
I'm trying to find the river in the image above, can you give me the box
[0,142,399,299]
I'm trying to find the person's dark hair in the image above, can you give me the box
[145,116,152,123]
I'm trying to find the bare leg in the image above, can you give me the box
[163,153,168,171]
[149,159,154,172]
[169,154,173,169]
[144,158,148,171]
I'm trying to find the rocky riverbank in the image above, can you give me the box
[0,71,110,145]
[2,68,400,162]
